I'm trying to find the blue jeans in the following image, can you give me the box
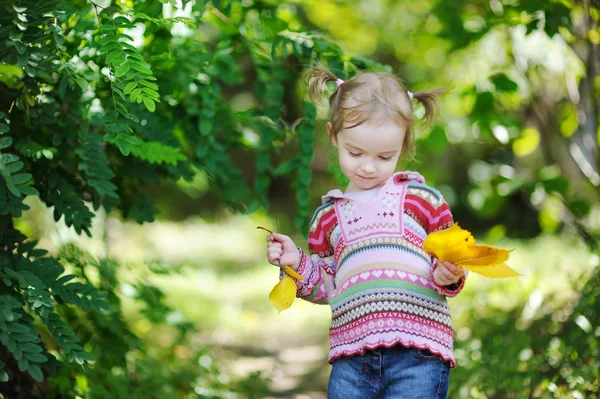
[328,346,451,399]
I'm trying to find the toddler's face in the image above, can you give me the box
[329,120,406,193]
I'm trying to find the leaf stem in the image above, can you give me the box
[256,226,273,234]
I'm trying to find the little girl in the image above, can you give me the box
[266,65,466,399]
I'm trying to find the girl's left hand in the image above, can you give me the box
[432,261,464,286]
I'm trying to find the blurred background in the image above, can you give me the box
[1,0,599,398]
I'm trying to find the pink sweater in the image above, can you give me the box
[294,171,465,367]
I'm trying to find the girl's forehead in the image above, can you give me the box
[340,121,406,150]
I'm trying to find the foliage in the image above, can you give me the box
[450,259,600,398]
[0,0,381,393]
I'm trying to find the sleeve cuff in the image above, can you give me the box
[430,258,466,298]
[279,247,308,287]
[294,247,309,290]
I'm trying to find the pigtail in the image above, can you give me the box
[412,87,446,127]
[304,62,339,105]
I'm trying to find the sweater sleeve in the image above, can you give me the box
[426,198,467,298]
[293,203,337,305]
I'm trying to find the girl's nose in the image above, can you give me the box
[361,163,376,174]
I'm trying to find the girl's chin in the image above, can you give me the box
[352,179,381,189]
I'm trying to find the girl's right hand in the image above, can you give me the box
[267,233,300,270]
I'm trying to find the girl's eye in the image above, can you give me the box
[349,152,361,157]
[379,156,393,161]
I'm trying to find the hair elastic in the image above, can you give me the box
[335,78,345,87]
[407,91,414,100]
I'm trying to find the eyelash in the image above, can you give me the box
[349,152,393,161]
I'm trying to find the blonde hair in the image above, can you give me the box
[305,64,444,158]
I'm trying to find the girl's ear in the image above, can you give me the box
[326,122,337,147]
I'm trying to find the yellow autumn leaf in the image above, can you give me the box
[424,223,519,279]
[463,263,521,278]
[444,245,510,266]
[269,275,297,313]
[423,223,475,259]
[283,266,303,280]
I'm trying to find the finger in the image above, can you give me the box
[438,276,451,285]
[268,252,281,261]
[444,262,462,275]
[272,233,290,243]
[267,240,282,248]
[268,246,284,257]
[440,267,457,282]
[439,261,459,277]
[434,272,451,285]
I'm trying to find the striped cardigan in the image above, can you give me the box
[294,171,465,367]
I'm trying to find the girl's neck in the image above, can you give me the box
[344,181,386,194]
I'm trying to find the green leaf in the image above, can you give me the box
[75,78,88,91]
[0,123,9,133]
[103,110,119,122]
[58,75,69,99]
[12,333,38,342]
[129,140,186,165]
[11,173,32,185]
[143,97,156,112]
[78,351,95,362]
[9,31,23,41]
[113,16,131,25]
[17,357,28,372]
[490,73,518,92]
[0,64,23,87]
[123,81,137,94]
[105,50,124,65]
[20,343,43,353]
[115,64,130,77]
[567,200,590,218]
[8,323,29,333]
[24,353,47,363]
[130,88,142,102]
[141,88,160,99]
[0,137,12,149]
[27,364,43,382]
[138,80,159,90]
[199,119,212,136]
[98,35,116,46]
[129,62,153,75]
[116,141,131,156]
[273,159,300,176]
[18,184,39,196]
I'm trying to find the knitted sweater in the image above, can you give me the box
[294,171,465,368]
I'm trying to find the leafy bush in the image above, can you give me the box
[0,0,377,392]
[451,265,600,398]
